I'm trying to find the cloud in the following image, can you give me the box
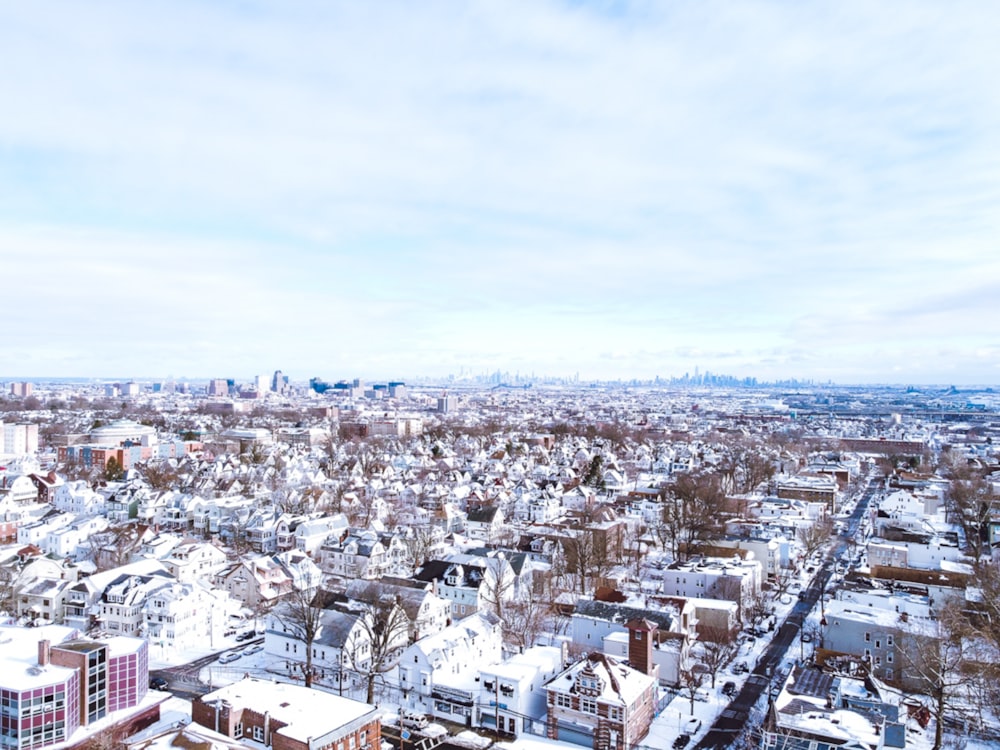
[0,1,997,381]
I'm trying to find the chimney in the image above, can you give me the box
[38,640,50,667]
[625,619,657,677]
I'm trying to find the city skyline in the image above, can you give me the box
[1,3,998,384]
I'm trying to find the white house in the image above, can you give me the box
[397,612,503,722]
[476,646,564,736]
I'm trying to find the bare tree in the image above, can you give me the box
[661,472,727,561]
[344,584,412,704]
[679,663,707,715]
[697,625,738,688]
[945,475,996,562]
[797,517,834,562]
[898,602,973,750]
[84,523,145,572]
[272,588,329,688]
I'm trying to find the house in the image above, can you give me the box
[347,578,451,641]
[143,580,238,659]
[62,559,171,632]
[571,600,694,688]
[397,612,503,722]
[662,556,763,619]
[96,569,176,635]
[476,646,563,736]
[191,677,380,750]
[319,530,387,580]
[294,514,349,556]
[466,505,505,545]
[762,664,907,750]
[544,652,657,750]
[160,539,228,582]
[216,555,294,611]
[265,598,374,692]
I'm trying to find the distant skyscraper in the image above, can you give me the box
[272,370,284,393]
[208,379,230,397]
[8,382,32,397]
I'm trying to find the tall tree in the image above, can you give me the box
[272,588,328,688]
[945,475,996,562]
[343,584,412,704]
[697,624,738,688]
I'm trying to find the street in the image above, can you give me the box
[694,476,882,750]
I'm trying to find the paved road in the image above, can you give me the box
[695,476,882,750]
[149,637,264,701]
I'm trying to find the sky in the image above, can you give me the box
[1,1,998,385]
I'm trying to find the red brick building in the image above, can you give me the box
[192,678,380,750]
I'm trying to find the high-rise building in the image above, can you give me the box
[207,378,230,396]
[8,382,32,397]
[271,369,283,393]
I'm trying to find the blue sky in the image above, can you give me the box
[1,1,998,384]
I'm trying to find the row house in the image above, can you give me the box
[50,480,103,515]
[16,510,74,548]
[44,515,109,559]
[244,506,292,554]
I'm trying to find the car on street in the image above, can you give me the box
[673,734,691,749]
[149,676,168,690]
[218,651,242,664]
[235,630,256,642]
[242,644,264,656]
[722,681,737,697]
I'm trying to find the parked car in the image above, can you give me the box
[218,651,241,664]
[149,676,168,690]
[684,717,702,734]
[400,711,428,730]
[800,632,813,643]
[235,630,256,642]
[242,644,264,656]
[722,681,737,697]
[673,734,691,749]
[731,661,749,674]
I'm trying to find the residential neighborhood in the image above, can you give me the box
[0,376,998,750]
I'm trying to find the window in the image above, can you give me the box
[864,632,871,642]
[885,669,893,680]
[556,694,572,709]
[634,631,642,640]
[875,640,881,649]
[581,698,597,714]
[253,726,264,741]
[608,707,622,721]
[887,653,893,664]
[887,635,894,646]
